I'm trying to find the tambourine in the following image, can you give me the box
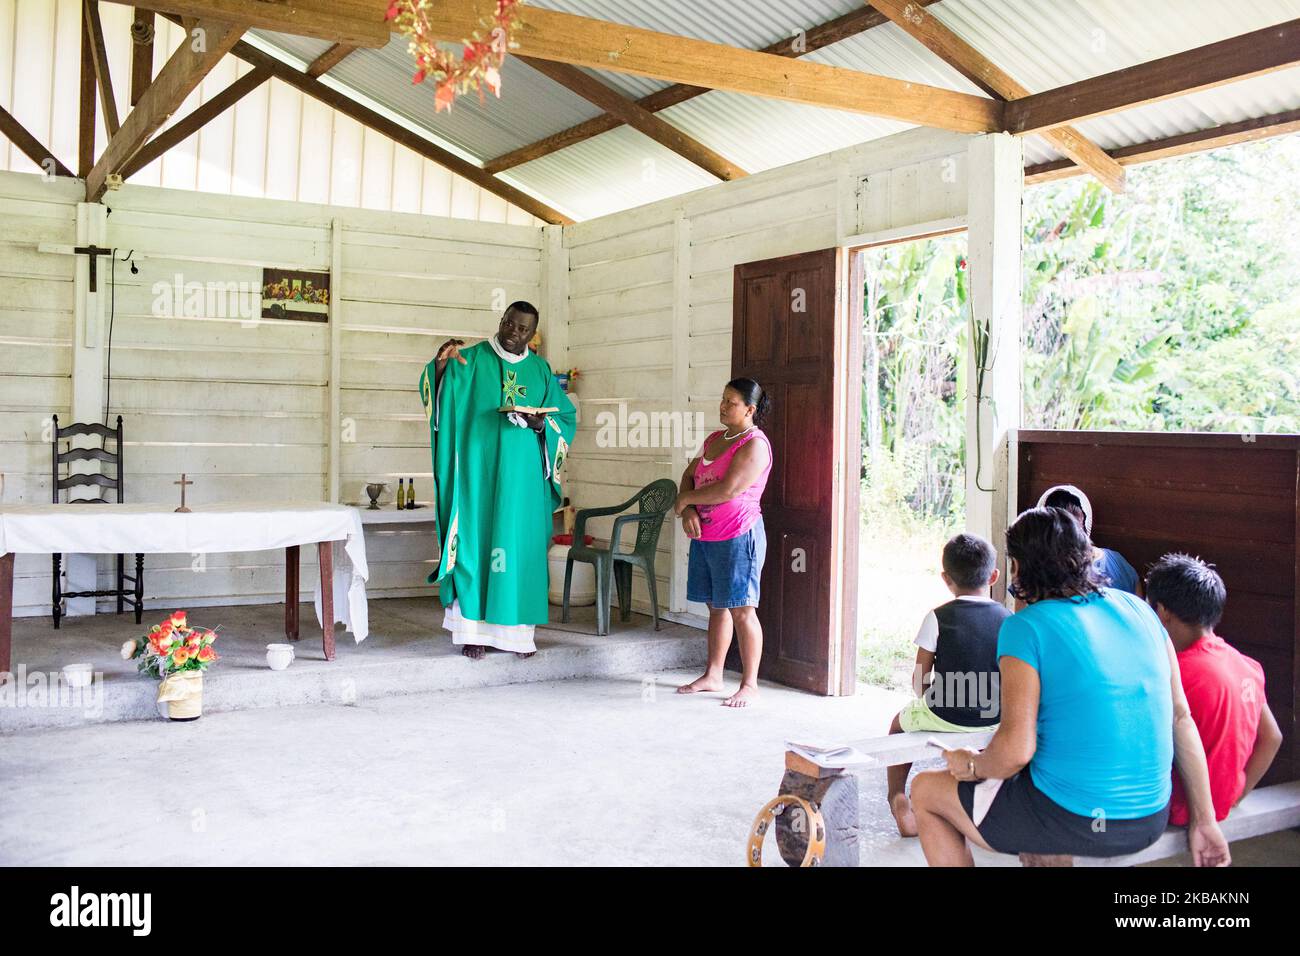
[746,794,826,867]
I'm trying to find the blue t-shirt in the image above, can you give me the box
[1096,548,1139,594]
[997,589,1173,819]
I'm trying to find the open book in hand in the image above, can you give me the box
[784,740,876,770]
[497,405,559,414]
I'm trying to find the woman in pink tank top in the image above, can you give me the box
[672,378,773,708]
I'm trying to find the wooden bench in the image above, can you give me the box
[771,730,994,867]
[1071,781,1300,866]
[771,731,1300,867]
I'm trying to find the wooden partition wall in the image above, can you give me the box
[1015,430,1300,783]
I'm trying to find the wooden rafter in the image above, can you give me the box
[306,43,357,79]
[0,104,74,177]
[866,0,1125,193]
[425,1,1001,135]
[86,18,246,200]
[120,67,270,179]
[84,0,121,137]
[130,8,155,105]
[484,1,940,174]
[517,56,747,181]
[1024,108,1300,185]
[227,40,572,224]
[101,0,390,47]
[1005,19,1300,136]
[78,11,98,176]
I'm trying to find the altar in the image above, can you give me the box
[0,502,370,675]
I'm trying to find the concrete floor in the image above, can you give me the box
[0,666,906,865]
[0,598,706,729]
[2,600,1296,866]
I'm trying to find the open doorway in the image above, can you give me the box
[853,232,970,692]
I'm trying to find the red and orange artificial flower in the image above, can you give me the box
[129,611,220,679]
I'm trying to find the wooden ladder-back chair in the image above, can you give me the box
[51,414,144,627]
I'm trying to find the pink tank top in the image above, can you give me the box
[693,429,772,542]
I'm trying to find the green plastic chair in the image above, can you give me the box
[562,478,677,636]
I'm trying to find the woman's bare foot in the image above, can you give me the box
[676,673,724,694]
[461,644,486,660]
[890,792,918,838]
[722,684,758,707]
[515,651,536,659]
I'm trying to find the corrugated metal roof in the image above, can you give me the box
[250,0,1300,220]
[500,125,719,222]
[931,0,1300,165]
[250,28,605,163]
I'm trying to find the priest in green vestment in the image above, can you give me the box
[419,302,576,659]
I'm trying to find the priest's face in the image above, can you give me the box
[498,307,538,354]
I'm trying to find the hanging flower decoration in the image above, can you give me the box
[386,0,523,113]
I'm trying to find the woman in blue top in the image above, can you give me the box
[909,507,1230,866]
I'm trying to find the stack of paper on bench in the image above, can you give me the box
[785,740,877,770]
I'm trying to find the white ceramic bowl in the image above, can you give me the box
[62,663,95,688]
[266,643,295,671]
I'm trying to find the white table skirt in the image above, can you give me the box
[0,501,370,642]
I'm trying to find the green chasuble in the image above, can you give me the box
[419,338,576,632]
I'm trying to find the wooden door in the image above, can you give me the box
[732,248,854,695]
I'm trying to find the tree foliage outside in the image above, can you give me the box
[861,233,969,534]
[857,134,1300,689]
[1023,135,1300,434]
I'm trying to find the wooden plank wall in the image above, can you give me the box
[1016,430,1300,783]
[0,173,81,618]
[0,171,542,615]
[562,128,971,624]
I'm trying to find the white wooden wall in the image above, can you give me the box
[0,174,80,616]
[0,0,540,225]
[559,127,972,625]
[2,122,979,624]
[0,171,542,616]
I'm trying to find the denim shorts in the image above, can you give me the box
[686,517,766,609]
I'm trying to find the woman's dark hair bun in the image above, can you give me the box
[727,377,772,425]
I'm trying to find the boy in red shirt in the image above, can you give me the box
[1145,553,1283,825]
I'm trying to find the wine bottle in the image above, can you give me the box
[406,478,417,509]
[396,478,406,510]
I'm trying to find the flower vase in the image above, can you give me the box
[156,671,203,721]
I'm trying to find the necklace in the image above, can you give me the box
[722,424,756,440]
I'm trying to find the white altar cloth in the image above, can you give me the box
[0,501,370,641]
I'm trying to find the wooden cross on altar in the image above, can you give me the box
[174,474,193,513]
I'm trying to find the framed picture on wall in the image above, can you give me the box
[261,268,330,322]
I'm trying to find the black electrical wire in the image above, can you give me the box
[103,248,135,426]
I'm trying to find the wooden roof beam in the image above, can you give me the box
[1024,108,1300,185]
[1005,18,1300,136]
[427,1,1001,135]
[100,0,390,48]
[306,43,357,79]
[84,0,122,136]
[78,11,98,176]
[0,104,74,177]
[484,1,941,174]
[130,8,155,105]
[517,56,747,181]
[86,18,246,200]
[867,0,1125,193]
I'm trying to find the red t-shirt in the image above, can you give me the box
[1168,633,1265,826]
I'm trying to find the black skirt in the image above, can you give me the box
[958,768,1169,857]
